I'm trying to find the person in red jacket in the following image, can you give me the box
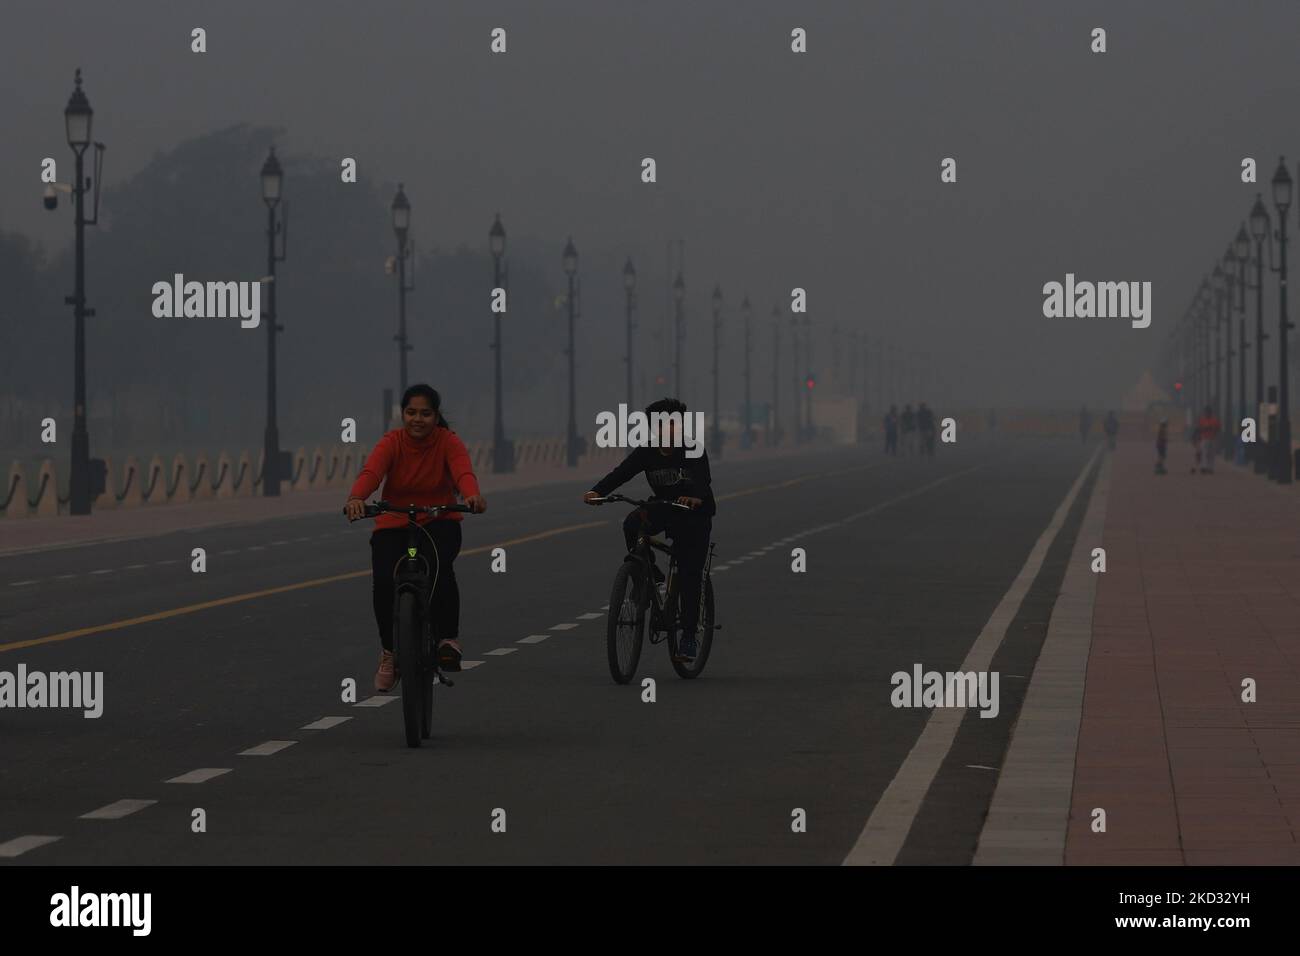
[1197,404,1222,474]
[345,384,486,690]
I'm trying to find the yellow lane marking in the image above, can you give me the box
[3,459,880,654]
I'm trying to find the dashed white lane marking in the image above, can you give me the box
[576,612,603,620]
[518,635,549,644]
[270,540,290,547]
[301,716,352,730]
[55,573,76,579]
[550,622,579,631]
[239,740,296,756]
[80,798,157,820]
[125,563,148,569]
[219,549,240,556]
[166,768,232,784]
[711,566,729,573]
[355,695,398,708]
[247,546,265,552]
[155,559,178,565]
[600,604,609,610]
[8,581,36,587]
[966,765,998,772]
[0,835,60,858]
[90,569,113,575]
[485,647,517,656]
[294,537,313,543]
[462,660,485,670]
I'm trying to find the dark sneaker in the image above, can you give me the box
[674,633,698,663]
[437,639,463,672]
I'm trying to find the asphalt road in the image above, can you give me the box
[0,436,1095,864]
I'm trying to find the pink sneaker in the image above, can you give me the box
[374,649,398,692]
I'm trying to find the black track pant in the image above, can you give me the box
[370,521,462,650]
[622,506,711,639]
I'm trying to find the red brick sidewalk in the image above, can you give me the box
[1067,439,1300,864]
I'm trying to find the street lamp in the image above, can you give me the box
[1219,250,1236,456]
[673,273,686,398]
[1232,229,1250,463]
[770,305,781,446]
[1250,195,1271,473]
[564,237,580,466]
[623,257,637,411]
[1271,158,1293,482]
[258,146,288,496]
[1211,264,1225,438]
[57,69,107,514]
[490,213,512,473]
[391,184,415,396]
[711,285,723,456]
[741,295,753,449]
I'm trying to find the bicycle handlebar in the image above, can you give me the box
[588,493,693,511]
[343,499,475,521]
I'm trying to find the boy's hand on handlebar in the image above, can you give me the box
[345,497,367,521]
[583,491,602,505]
[676,496,703,510]
[465,494,487,514]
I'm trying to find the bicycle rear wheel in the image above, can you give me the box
[606,562,646,684]
[395,591,424,748]
[671,576,715,679]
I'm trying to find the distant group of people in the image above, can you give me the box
[1082,403,1223,477]
[883,402,937,456]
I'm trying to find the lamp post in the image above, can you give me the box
[564,237,580,467]
[710,285,723,455]
[770,305,781,446]
[1212,265,1225,436]
[489,213,513,472]
[1219,253,1235,456]
[623,257,637,411]
[791,315,807,441]
[673,273,685,398]
[260,147,287,496]
[1233,227,1250,463]
[742,295,753,449]
[59,69,106,514]
[391,184,414,396]
[1270,158,1293,483]
[1250,195,1270,473]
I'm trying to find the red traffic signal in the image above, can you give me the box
[805,376,815,390]
[1174,381,1183,391]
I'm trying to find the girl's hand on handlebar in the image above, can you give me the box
[465,494,487,514]
[583,491,602,505]
[345,498,367,521]
[676,496,703,510]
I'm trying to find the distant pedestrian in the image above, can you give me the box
[1154,418,1168,475]
[1079,406,1092,442]
[1103,411,1119,451]
[918,402,936,456]
[883,405,899,455]
[1197,405,1221,474]
[901,404,917,456]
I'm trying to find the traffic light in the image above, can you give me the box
[806,373,815,390]
[1174,381,1183,404]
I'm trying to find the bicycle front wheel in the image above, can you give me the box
[395,591,424,748]
[606,562,646,684]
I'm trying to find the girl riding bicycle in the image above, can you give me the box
[345,384,486,690]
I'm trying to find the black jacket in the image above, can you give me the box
[591,446,716,517]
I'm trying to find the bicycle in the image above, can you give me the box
[589,494,719,684]
[344,499,473,748]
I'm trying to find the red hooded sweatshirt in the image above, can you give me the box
[349,427,481,530]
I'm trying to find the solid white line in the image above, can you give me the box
[80,798,157,820]
[518,635,549,644]
[550,622,579,631]
[239,740,296,756]
[166,768,232,784]
[485,647,517,656]
[301,716,352,730]
[0,835,60,858]
[842,449,1099,866]
[461,660,485,670]
[575,612,603,620]
[966,765,999,772]
[354,695,398,708]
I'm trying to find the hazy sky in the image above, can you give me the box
[4,0,1298,409]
